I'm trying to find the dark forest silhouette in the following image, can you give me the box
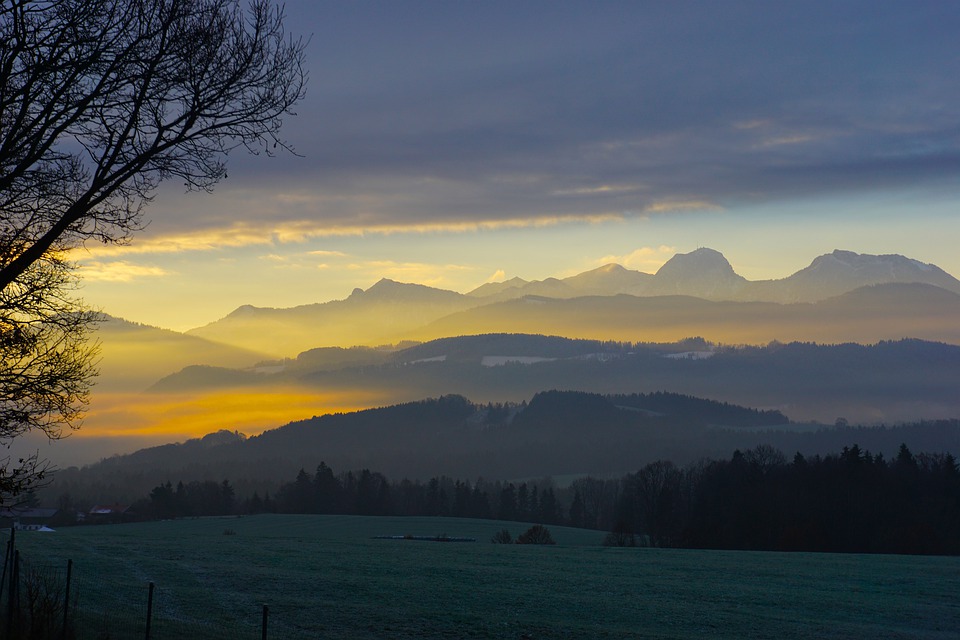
[135,443,960,556]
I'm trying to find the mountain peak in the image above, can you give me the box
[767,250,960,303]
[805,250,947,278]
[656,247,732,272]
[366,277,403,291]
[224,304,265,319]
[467,277,531,298]
[596,263,628,274]
[830,249,860,261]
[655,248,739,279]
[347,278,410,298]
[560,262,652,296]
[350,278,466,305]
[650,248,746,297]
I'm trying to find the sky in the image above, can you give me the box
[71,0,960,332]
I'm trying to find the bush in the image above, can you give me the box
[516,525,555,545]
[603,520,638,547]
[603,530,638,547]
[491,528,513,544]
[18,564,72,640]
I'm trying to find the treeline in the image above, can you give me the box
[138,463,564,526]
[138,444,960,555]
[144,479,238,519]
[618,444,960,555]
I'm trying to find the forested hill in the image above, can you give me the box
[151,336,960,424]
[611,392,788,427]
[51,392,960,506]
[511,390,788,432]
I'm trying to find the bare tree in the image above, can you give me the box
[631,460,682,546]
[0,0,306,497]
[0,255,96,497]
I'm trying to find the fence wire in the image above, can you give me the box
[1,539,319,640]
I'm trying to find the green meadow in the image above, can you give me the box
[6,514,959,639]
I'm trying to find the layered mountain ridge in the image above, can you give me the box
[183,248,960,356]
[69,248,960,470]
[466,248,960,303]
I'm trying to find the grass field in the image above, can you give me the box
[5,514,960,639]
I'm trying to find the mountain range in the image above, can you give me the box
[3,243,946,490]
[180,248,960,356]
[49,390,960,503]
[60,246,960,470]
[468,248,960,302]
[149,334,960,425]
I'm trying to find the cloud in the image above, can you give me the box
[253,249,479,289]
[754,134,817,148]
[551,184,647,197]
[253,250,475,288]
[344,260,475,289]
[593,245,678,273]
[62,2,960,246]
[70,212,629,257]
[486,269,507,283]
[73,225,280,257]
[733,119,772,130]
[78,261,170,282]
[643,201,722,214]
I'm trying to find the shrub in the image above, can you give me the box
[603,520,638,547]
[20,565,71,639]
[516,525,555,545]
[603,530,638,547]
[491,528,513,544]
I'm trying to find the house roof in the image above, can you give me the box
[0,507,58,519]
[88,504,128,515]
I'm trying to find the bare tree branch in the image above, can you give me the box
[0,0,306,498]
[0,0,307,288]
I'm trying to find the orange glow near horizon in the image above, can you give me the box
[79,388,380,440]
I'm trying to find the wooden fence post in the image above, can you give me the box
[1,527,13,602]
[62,558,73,640]
[261,604,269,640]
[1,534,11,621]
[145,581,155,640]
[7,549,19,639]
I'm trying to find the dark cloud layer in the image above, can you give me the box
[177,1,960,232]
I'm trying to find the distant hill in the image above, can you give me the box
[48,390,960,504]
[408,283,960,346]
[185,279,479,356]
[95,314,271,392]
[180,249,960,356]
[648,247,749,298]
[52,391,790,493]
[560,263,653,297]
[468,248,960,303]
[393,333,623,363]
[744,250,960,302]
[150,334,960,425]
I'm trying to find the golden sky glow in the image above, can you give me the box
[81,388,376,440]
[19,1,960,467]
[73,196,960,334]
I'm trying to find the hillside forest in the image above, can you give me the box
[131,442,960,556]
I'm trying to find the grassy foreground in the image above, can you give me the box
[7,514,960,639]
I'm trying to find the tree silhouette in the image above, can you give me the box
[0,0,305,496]
[603,520,638,547]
